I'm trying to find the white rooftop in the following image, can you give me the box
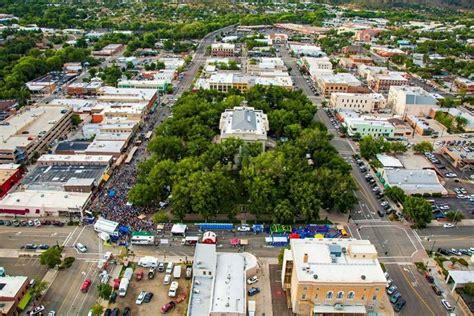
[0,276,28,298]
[288,238,386,284]
[319,73,361,86]
[384,168,447,194]
[85,140,125,154]
[37,154,113,165]
[376,154,404,168]
[0,190,90,210]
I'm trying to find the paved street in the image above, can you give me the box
[416,226,474,250]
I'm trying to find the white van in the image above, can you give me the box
[165,262,174,274]
[173,265,181,279]
[168,281,178,297]
[163,274,171,285]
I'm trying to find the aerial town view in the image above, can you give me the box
[0,0,473,315]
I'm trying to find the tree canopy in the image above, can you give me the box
[128,87,356,223]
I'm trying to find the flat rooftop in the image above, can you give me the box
[0,105,70,150]
[0,190,90,209]
[384,168,447,194]
[289,238,386,284]
[85,140,125,154]
[0,276,27,298]
[22,165,106,190]
[0,164,20,183]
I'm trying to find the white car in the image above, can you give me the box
[247,276,258,284]
[443,223,455,228]
[48,312,56,316]
[75,243,87,253]
[237,225,251,232]
[136,290,147,305]
[445,173,458,178]
[441,299,454,311]
[31,305,45,315]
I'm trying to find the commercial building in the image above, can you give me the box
[329,93,386,112]
[383,169,447,195]
[274,23,328,35]
[282,238,387,315]
[405,115,432,136]
[63,62,82,75]
[388,86,438,117]
[388,118,413,138]
[92,44,124,56]
[0,190,91,217]
[0,276,29,316]
[37,154,113,167]
[289,43,325,57]
[219,105,269,146]
[337,110,394,138]
[247,57,287,75]
[0,100,18,121]
[0,164,22,199]
[65,80,103,96]
[196,72,293,92]
[96,87,158,110]
[54,141,91,155]
[442,146,474,169]
[430,107,474,132]
[187,243,258,316]
[84,140,126,158]
[338,55,373,69]
[117,79,170,92]
[316,73,364,97]
[454,77,474,92]
[0,105,72,164]
[159,57,185,70]
[211,43,235,57]
[268,33,288,44]
[299,56,333,80]
[355,28,382,42]
[369,72,408,92]
[357,65,387,79]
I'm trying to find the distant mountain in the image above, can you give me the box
[346,0,473,9]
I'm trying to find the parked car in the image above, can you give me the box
[441,299,454,311]
[424,272,434,283]
[122,307,131,316]
[158,262,165,272]
[432,285,442,295]
[390,292,402,304]
[30,305,45,315]
[394,298,406,312]
[437,248,450,256]
[38,244,49,250]
[248,287,260,296]
[104,309,111,316]
[247,276,258,284]
[135,270,144,281]
[377,210,385,217]
[25,244,38,250]
[449,248,462,256]
[111,308,120,316]
[144,292,154,303]
[136,291,147,305]
[163,274,171,285]
[110,291,117,303]
[445,173,457,178]
[185,266,192,279]
[443,223,455,228]
[386,285,398,295]
[160,301,176,314]
[237,225,251,232]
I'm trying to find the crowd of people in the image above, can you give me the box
[89,107,169,234]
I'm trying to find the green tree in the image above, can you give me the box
[97,283,112,300]
[446,211,464,223]
[274,199,295,224]
[388,141,407,154]
[39,245,62,269]
[413,141,434,154]
[148,136,185,161]
[152,211,169,223]
[90,303,104,316]
[465,282,474,296]
[384,186,406,204]
[71,113,82,126]
[403,196,432,228]
[30,280,48,300]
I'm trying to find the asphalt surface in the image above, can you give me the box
[416,226,474,250]
[269,264,293,316]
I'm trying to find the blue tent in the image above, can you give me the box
[108,190,116,198]
[118,226,130,234]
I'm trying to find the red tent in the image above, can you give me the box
[202,231,217,244]
[230,238,240,246]
[289,233,300,239]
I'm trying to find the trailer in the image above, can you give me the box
[197,223,234,231]
[248,300,256,316]
[138,256,158,268]
[173,265,182,279]
[123,267,133,281]
[131,231,155,245]
[181,236,199,246]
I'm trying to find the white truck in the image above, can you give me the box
[138,256,158,268]
[168,281,179,297]
[173,265,181,279]
[248,300,256,316]
[123,267,133,281]
[118,277,129,297]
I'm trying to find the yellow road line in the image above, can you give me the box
[399,266,436,316]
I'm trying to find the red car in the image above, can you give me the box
[113,278,120,290]
[81,279,91,293]
[160,301,176,314]
[135,270,144,281]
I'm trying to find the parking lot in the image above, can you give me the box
[430,197,474,220]
[0,257,47,283]
[108,265,191,315]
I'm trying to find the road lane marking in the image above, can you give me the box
[398,265,436,316]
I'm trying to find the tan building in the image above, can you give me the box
[0,105,72,164]
[211,43,235,57]
[316,73,365,97]
[442,146,474,168]
[282,238,388,316]
[369,72,408,92]
[329,93,386,112]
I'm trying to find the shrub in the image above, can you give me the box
[415,262,427,271]
[458,258,468,266]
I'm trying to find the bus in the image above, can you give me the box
[144,131,153,140]
[131,231,155,245]
[125,146,138,164]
